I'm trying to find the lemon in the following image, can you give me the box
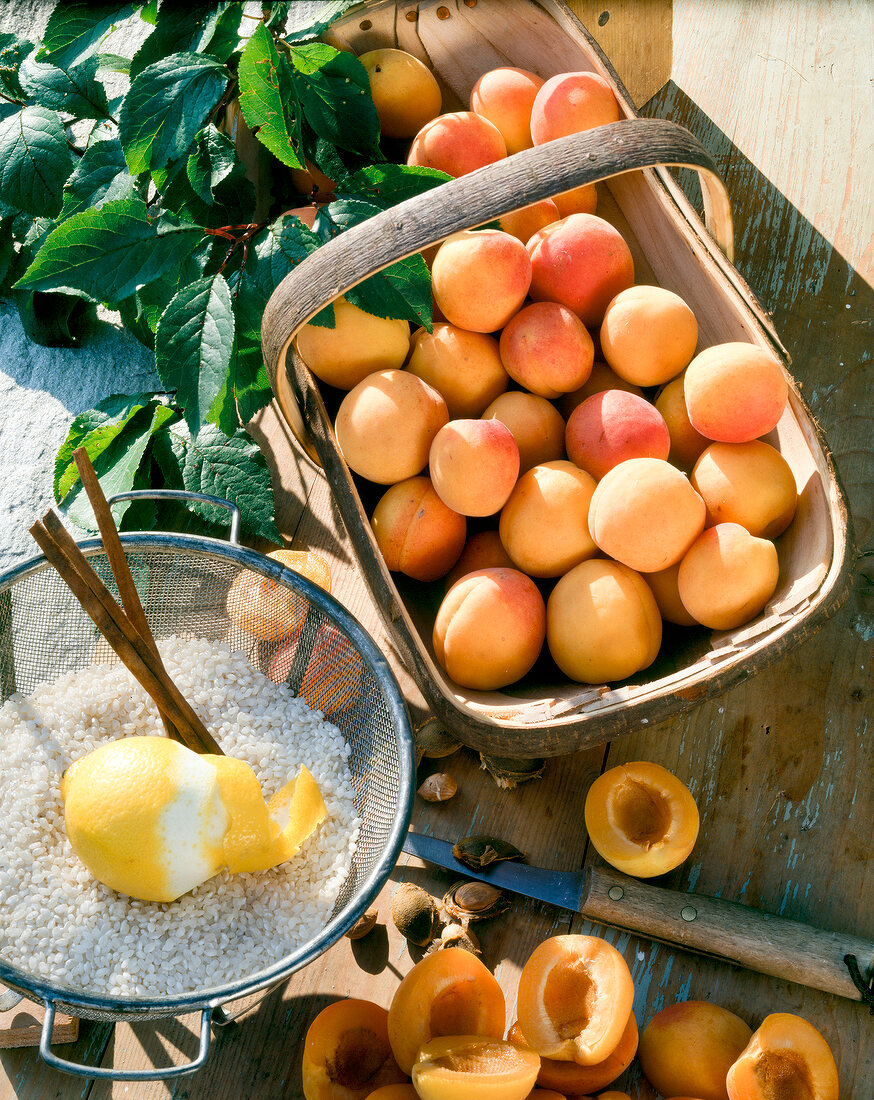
[61,737,327,902]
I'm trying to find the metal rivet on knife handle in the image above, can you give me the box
[608,885,624,901]
[681,905,698,922]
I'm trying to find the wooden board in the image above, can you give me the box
[0,997,78,1050]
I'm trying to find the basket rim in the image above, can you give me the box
[0,532,416,1016]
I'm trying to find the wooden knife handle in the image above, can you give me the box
[581,865,873,1001]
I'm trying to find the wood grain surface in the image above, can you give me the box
[1,1,870,1097]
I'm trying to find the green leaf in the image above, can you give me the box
[15,197,204,302]
[240,213,322,308]
[96,52,131,77]
[153,150,254,229]
[237,22,304,170]
[290,43,380,157]
[186,123,239,203]
[19,54,111,119]
[0,107,73,217]
[119,51,228,175]
[130,1,242,80]
[155,273,235,432]
[59,135,137,219]
[0,34,35,102]
[341,162,452,206]
[0,217,15,287]
[37,2,136,70]
[284,1,361,44]
[169,420,281,543]
[232,338,274,426]
[134,235,215,333]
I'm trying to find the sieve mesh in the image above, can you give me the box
[0,536,414,1020]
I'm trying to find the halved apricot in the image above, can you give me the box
[508,1010,637,1091]
[516,935,634,1065]
[301,999,408,1100]
[387,947,506,1075]
[584,761,700,878]
[527,1091,569,1099]
[726,1013,839,1100]
[363,1087,418,1100]
[412,1036,540,1100]
[638,1000,752,1100]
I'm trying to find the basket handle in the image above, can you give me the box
[261,117,733,389]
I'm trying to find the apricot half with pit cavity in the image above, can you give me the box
[301,998,408,1100]
[584,761,700,878]
[411,1036,540,1100]
[726,1013,839,1100]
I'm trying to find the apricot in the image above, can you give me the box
[638,1000,753,1100]
[684,343,788,443]
[654,374,710,471]
[644,562,700,627]
[677,523,780,630]
[407,111,507,177]
[527,214,635,328]
[412,1036,540,1100]
[725,1013,839,1100]
[528,1092,568,1100]
[295,297,412,391]
[285,205,319,229]
[508,1012,638,1092]
[600,286,699,387]
[363,1087,418,1100]
[553,181,598,218]
[335,370,448,485]
[266,621,364,715]
[470,66,544,154]
[598,1093,632,1100]
[387,947,506,1075]
[498,198,562,243]
[445,530,515,590]
[227,549,331,642]
[547,558,662,684]
[301,998,408,1100]
[691,441,798,538]
[560,362,643,418]
[516,934,634,1065]
[482,391,566,474]
[406,324,509,419]
[584,761,700,877]
[291,159,336,200]
[359,48,442,139]
[500,302,595,398]
[565,390,671,480]
[530,71,620,145]
[429,418,520,517]
[433,567,546,690]
[499,460,598,578]
[431,228,532,333]
[371,476,466,582]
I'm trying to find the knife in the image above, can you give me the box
[402,831,874,1004]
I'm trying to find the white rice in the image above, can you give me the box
[0,636,360,998]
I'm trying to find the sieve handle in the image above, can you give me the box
[108,489,242,544]
[39,1000,214,1080]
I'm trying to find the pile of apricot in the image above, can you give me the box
[300,930,839,1100]
[292,49,800,695]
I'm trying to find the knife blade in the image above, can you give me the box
[402,831,874,1004]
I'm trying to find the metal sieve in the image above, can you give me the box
[0,491,415,1080]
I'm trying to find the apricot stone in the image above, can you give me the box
[412,1036,540,1100]
[516,934,634,1065]
[359,48,442,138]
[470,66,544,154]
[638,1000,753,1100]
[387,947,506,1075]
[432,228,532,333]
[371,476,466,582]
[498,198,561,242]
[725,1013,839,1100]
[445,529,515,590]
[654,374,710,471]
[508,1012,638,1092]
[560,361,644,419]
[588,458,706,573]
[499,460,598,578]
[677,523,780,630]
[500,301,595,398]
[530,71,620,145]
[684,343,788,443]
[295,297,411,390]
[429,418,520,517]
[565,389,671,480]
[691,440,797,538]
[584,761,700,877]
[301,999,408,1100]
[547,558,662,684]
[335,369,448,485]
[407,110,507,177]
[433,567,546,690]
[527,214,635,328]
[406,324,509,419]
[600,285,699,387]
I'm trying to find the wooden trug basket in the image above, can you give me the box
[262,0,853,758]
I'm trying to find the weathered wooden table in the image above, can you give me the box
[2,1,870,1096]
